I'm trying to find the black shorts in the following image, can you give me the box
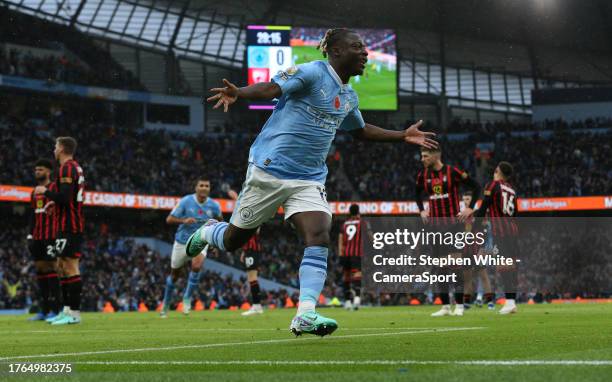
[340,256,362,272]
[243,250,260,271]
[55,233,83,259]
[30,240,57,262]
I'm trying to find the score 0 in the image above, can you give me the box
[268,46,293,77]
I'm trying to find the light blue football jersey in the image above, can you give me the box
[171,194,222,244]
[248,60,365,183]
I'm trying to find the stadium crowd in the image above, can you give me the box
[343,126,611,200]
[1,213,609,312]
[291,27,397,55]
[0,219,299,312]
[2,108,610,201]
[0,9,143,90]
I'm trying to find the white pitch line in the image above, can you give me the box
[61,360,612,366]
[0,327,482,361]
[0,327,455,335]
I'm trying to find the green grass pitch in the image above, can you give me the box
[1,304,611,381]
[292,46,398,110]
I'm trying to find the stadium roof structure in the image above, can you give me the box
[3,0,612,115]
[2,0,246,67]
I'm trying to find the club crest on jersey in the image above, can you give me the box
[316,186,327,202]
[432,178,443,194]
[286,66,298,75]
[240,207,254,221]
[334,96,340,110]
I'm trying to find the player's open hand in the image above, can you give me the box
[457,207,474,223]
[207,79,239,112]
[43,201,55,215]
[34,186,47,195]
[403,120,438,149]
[420,209,429,224]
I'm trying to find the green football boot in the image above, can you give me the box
[185,219,218,258]
[290,311,338,337]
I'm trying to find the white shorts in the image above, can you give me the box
[171,241,206,269]
[230,165,332,229]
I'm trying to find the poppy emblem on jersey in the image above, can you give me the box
[198,209,203,215]
[334,96,341,110]
[37,200,44,208]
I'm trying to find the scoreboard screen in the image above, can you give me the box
[246,25,398,111]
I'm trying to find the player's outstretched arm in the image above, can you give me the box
[167,215,196,225]
[207,79,282,112]
[351,120,438,149]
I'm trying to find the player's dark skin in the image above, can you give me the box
[31,165,57,274]
[206,31,438,251]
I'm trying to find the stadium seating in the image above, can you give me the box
[2,212,609,311]
[1,110,609,200]
[0,219,299,311]
[0,10,143,90]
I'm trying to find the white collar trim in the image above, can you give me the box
[192,194,208,206]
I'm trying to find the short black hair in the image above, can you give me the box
[317,28,357,58]
[498,161,514,178]
[35,158,53,170]
[463,190,473,197]
[349,203,360,216]
[195,176,210,185]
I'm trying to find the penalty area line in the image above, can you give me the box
[0,327,483,361]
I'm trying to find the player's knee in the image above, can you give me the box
[246,270,258,282]
[304,228,330,247]
[170,268,182,281]
[43,262,56,274]
[191,255,205,271]
[63,260,79,277]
